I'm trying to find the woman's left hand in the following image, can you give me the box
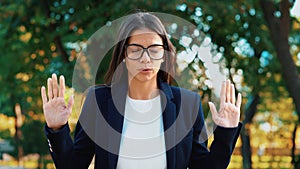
[208,80,242,128]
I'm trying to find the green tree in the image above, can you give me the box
[1,0,299,168]
[0,0,183,167]
[176,0,299,168]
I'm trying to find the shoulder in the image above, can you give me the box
[86,84,111,94]
[95,84,111,93]
[169,85,200,100]
[159,81,201,103]
[84,84,112,101]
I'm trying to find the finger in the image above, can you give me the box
[220,81,226,108]
[226,80,231,103]
[208,102,218,114]
[52,74,58,98]
[231,84,236,104]
[47,78,53,100]
[41,86,48,105]
[59,75,65,98]
[236,93,242,109]
[208,102,219,124]
[67,95,74,112]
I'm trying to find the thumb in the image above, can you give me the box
[67,95,74,112]
[208,102,218,120]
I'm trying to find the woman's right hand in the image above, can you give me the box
[41,74,74,131]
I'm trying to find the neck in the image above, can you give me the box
[128,78,159,100]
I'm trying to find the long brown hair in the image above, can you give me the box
[104,12,176,85]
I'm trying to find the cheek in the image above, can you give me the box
[153,61,163,69]
[125,60,137,72]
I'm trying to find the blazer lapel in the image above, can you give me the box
[107,81,127,169]
[160,82,177,169]
[163,100,177,169]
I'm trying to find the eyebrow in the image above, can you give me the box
[126,43,164,48]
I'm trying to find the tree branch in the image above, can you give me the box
[42,0,69,63]
[260,0,300,117]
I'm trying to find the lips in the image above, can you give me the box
[142,68,153,71]
[138,68,153,71]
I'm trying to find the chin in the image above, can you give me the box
[129,73,157,84]
[137,75,156,82]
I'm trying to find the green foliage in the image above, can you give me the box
[0,0,183,161]
[0,0,299,168]
[21,118,48,155]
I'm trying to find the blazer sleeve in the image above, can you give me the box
[45,90,97,169]
[188,94,242,169]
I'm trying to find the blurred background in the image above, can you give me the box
[0,0,300,168]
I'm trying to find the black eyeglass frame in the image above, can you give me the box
[124,44,166,60]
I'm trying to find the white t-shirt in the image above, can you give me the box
[116,95,167,169]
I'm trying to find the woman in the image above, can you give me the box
[41,12,242,169]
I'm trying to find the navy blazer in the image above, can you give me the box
[45,80,242,169]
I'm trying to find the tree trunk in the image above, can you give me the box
[42,0,69,63]
[241,94,260,169]
[14,103,24,166]
[292,122,300,168]
[241,127,252,169]
[260,0,300,117]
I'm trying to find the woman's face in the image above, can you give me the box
[125,28,164,84]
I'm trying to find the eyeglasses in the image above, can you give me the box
[125,44,165,60]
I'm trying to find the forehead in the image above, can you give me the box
[128,28,163,45]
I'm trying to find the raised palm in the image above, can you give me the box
[208,80,242,128]
[41,74,74,130]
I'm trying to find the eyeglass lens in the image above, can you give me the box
[126,45,164,60]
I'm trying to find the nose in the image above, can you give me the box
[139,49,151,63]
